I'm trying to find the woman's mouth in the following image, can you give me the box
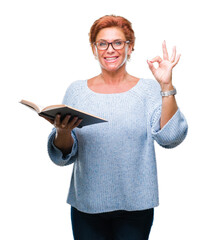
[104,56,119,62]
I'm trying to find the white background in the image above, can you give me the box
[1,0,207,239]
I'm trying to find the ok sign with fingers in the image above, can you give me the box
[147,40,181,91]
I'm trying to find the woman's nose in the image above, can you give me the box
[107,43,115,53]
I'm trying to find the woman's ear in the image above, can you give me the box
[92,45,98,60]
[127,44,133,56]
[127,44,134,60]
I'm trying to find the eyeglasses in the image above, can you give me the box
[94,40,130,50]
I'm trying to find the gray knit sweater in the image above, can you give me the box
[47,78,188,214]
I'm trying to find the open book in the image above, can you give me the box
[20,99,108,128]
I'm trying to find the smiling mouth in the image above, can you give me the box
[104,56,119,62]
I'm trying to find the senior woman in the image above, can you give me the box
[45,15,188,240]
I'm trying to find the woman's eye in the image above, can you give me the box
[99,42,107,47]
[114,41,122,46]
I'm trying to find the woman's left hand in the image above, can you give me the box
[147,40,181,91]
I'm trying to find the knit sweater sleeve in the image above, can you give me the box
[47,82,79,166]
[147,79,188,148]
[47,128,78,166]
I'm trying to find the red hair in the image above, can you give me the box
[89,15,135,52]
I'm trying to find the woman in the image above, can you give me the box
[45,15,188,240]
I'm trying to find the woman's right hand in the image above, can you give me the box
[42,114,83,133]
[42,114,82,155]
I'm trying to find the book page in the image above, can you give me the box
[42,104,66,111]
[20,100,41,113]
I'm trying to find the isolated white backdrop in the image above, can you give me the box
[1,0,207,239]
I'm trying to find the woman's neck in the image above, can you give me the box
[100,66,129,85]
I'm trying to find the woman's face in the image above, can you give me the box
[94,27,132,72]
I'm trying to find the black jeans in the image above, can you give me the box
[71,206,154,240]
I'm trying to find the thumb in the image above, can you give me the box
[147,60,156,75]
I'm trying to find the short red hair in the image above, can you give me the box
[89,15,135,52]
